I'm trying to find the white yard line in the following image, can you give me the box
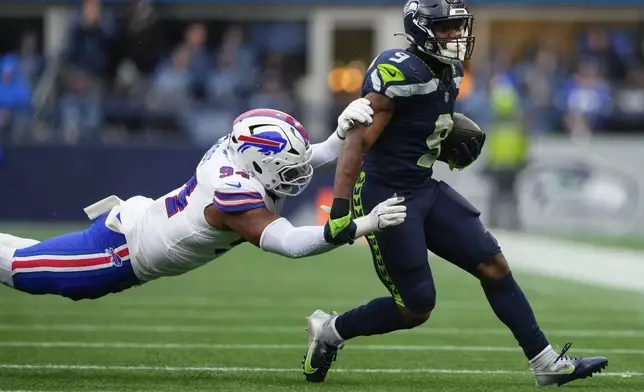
[495,231,644,294]
[0,323,642,338]
[0,341,641,355]
[0,363,639,378]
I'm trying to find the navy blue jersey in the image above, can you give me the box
[361,48,464,190]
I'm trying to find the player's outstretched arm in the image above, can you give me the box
[310,98,373,168]
[325,92,394,245]
[218,196,405,259]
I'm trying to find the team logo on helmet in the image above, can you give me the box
[237,131,287,156]
[404,0,419,15]
[106,248,123,267]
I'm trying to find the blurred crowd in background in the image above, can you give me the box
[0,0,306,146]
[0,0,643,147]
[460,29,644,138]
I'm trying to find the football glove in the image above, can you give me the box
[335,98,374,140]
[324,198,357,245]
[321,196,407,231]
[448,134,486,171]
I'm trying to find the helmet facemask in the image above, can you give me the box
[401,3,475,65]
[420,14,475,64]
[266,151,313,197]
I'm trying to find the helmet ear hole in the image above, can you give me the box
[253,161,263,174]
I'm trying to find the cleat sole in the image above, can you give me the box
[557,360,608,387]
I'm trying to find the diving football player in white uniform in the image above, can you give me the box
[0,100,406,300]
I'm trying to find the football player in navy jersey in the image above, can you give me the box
[302,0,608,387]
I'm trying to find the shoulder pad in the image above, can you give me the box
[363,49,437,99]
[213,175,267,213]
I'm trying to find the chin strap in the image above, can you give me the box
[394,32,417,48]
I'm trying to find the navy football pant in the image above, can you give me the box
[352,172,501,313]
[0,214,141,301]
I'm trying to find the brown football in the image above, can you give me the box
[438,113,484,166]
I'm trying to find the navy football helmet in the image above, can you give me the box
[400,0,475,64]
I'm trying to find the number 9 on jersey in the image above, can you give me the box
[417,113,454,169]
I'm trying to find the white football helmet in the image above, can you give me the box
[227,109,313,197]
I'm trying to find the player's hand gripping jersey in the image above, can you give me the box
[361,48,464,189]
[96,101,380,282]
[0,100,409,301]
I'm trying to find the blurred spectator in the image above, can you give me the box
[484,79,528,231]
[145,46,192,136]
[58,70,102,144]
[215,25,256,90]
[517,48,562,133]
[206,52,243,112]
[557,59,611,138]
[183,23,209,85]
[148,47,192,112]
[249,78,294,114]
[102,60,148,141]
[263,52,293,88]
[17,31,44,88]
[64,0,117,79]
[114,60,146,101]
[578,28,633,81]
[61,0,116,133]
[0,55,32,143]
[121,0,164,75]
[457,68,492,131]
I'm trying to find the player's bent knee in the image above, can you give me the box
[475,253,510,281]
[397,306,431,328]
[399,279,436,320]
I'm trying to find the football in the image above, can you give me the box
[438,112,485,166]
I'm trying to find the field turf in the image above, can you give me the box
[1,226,644,391]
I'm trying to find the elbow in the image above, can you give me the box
[283,251,306,259]
[259,222,307,259]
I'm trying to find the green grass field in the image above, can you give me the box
[1,226,644,391]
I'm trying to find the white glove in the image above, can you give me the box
[336,98,374,140]
[368,196,407,230]
[320,196,406,233]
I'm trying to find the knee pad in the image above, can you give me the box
[402,279,436,315]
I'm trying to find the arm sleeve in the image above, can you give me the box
[258,211,380,259]
[310,131,344,168]
[260,218,333,259]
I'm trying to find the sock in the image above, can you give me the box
[529,344,558,369]
[0,233,39,249]
[334,297,411,340]
[481,272,550,360]
[0,244,15,288]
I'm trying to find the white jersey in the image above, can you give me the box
[111,137,284,281]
